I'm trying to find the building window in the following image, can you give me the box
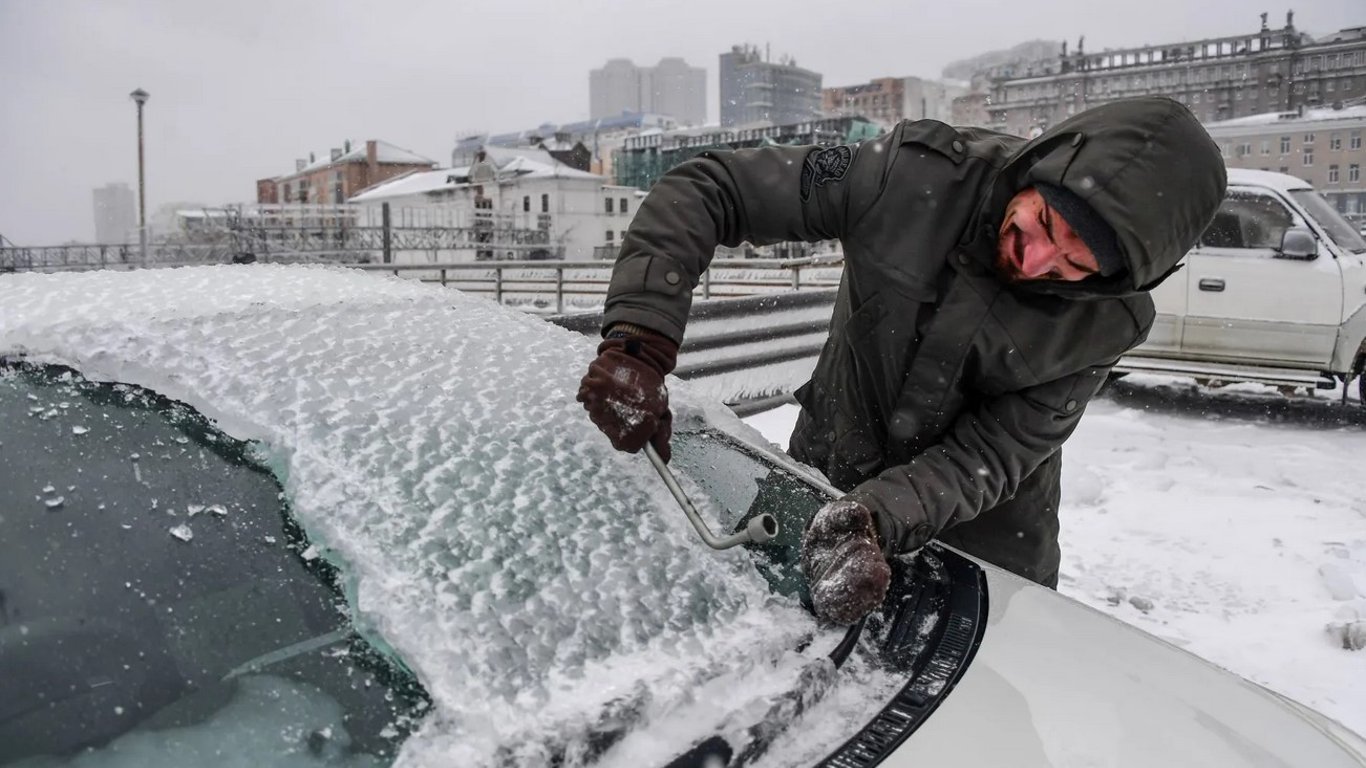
[1304,133,1315,145]
[1330,134,1342,151]
[1351,164,1361,183]
[1327,80,1336,93]
[605,197,614,214]
[1238,142,1252,157]
[620,198,629,215]
[1280,136,1291,154]
[605,231,614,242]
[1303,148,1313,167]
[1279,166,1289,174]
[1193,93,1202,104]
[1352,132,1363,151]
[1261,140,1270,155]
[523,196,530,212]
[1221,141,1232,158]
[1328,165,1340,184]
[541,194,549,213]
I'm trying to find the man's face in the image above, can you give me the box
[995,188,1103,282]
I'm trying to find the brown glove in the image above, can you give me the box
[801,499,892,625]
[576,323,679,462]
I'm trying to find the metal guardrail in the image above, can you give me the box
[355,256,844,314]
[549,288,838,403]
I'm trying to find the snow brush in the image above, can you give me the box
[644,443,778,549]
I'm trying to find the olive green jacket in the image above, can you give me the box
[602,97,1225,553]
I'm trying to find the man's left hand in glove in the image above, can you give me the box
[801,499,892,625]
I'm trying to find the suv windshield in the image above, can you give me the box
[0,363,429,766]
[1290,190,1366,254]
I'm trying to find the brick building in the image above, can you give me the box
[257,140,436,205]
[974,12,1366,138]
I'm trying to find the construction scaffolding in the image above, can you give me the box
[613,116,884,190]
[0,204,559,273]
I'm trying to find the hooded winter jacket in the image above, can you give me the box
[602,96,1225,559]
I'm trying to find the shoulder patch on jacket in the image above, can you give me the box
[800,145,853,201]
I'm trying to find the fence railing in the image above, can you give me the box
[352,255,845,313]
[549,288,838,407]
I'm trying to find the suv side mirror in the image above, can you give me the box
[1277,227,1317,260]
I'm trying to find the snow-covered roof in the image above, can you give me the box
[349,149,603,202]
[1226,168,1315,193]
[293,140,437,175]
[1205,105,1366,131]
[175,209,230,219]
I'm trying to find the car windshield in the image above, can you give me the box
[0,363,430,767]
[1290,189,1366,254]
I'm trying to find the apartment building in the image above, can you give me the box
[719,44,822,127]
[1207,104,1366,216]
[590,58,707,126]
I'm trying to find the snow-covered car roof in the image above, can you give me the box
[1226,167,1315,193]
[0,265,873,765]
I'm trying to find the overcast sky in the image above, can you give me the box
[0,0,1360,245]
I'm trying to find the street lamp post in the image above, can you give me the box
[130,88,149,264]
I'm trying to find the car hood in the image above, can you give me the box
[886,562,1366,767]
[0,264,900,766]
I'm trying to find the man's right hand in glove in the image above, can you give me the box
[801,499,892,625]
[577,323,679,462]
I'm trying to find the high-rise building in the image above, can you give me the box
[92,182,136,244]
[974,13,1366,137]
[719,44,822,127]
[589,58,706,126]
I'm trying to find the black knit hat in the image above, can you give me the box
[1034,183,1126,277]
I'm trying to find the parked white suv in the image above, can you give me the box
[1120,169,1366,400]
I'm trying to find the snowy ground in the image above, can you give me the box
[743,375,1366,738]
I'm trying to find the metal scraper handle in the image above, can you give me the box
[644,443,779,550]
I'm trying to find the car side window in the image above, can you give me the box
[1200,190,1296,250]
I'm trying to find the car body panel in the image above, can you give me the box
[886,564,1366,767]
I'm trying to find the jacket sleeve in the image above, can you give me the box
[601,128,901,344]
[847,363,1113,553]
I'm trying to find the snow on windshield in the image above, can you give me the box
[0,265,884,766]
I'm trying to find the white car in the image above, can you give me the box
[1123,169,1366,398]
[1,265,1363,767]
